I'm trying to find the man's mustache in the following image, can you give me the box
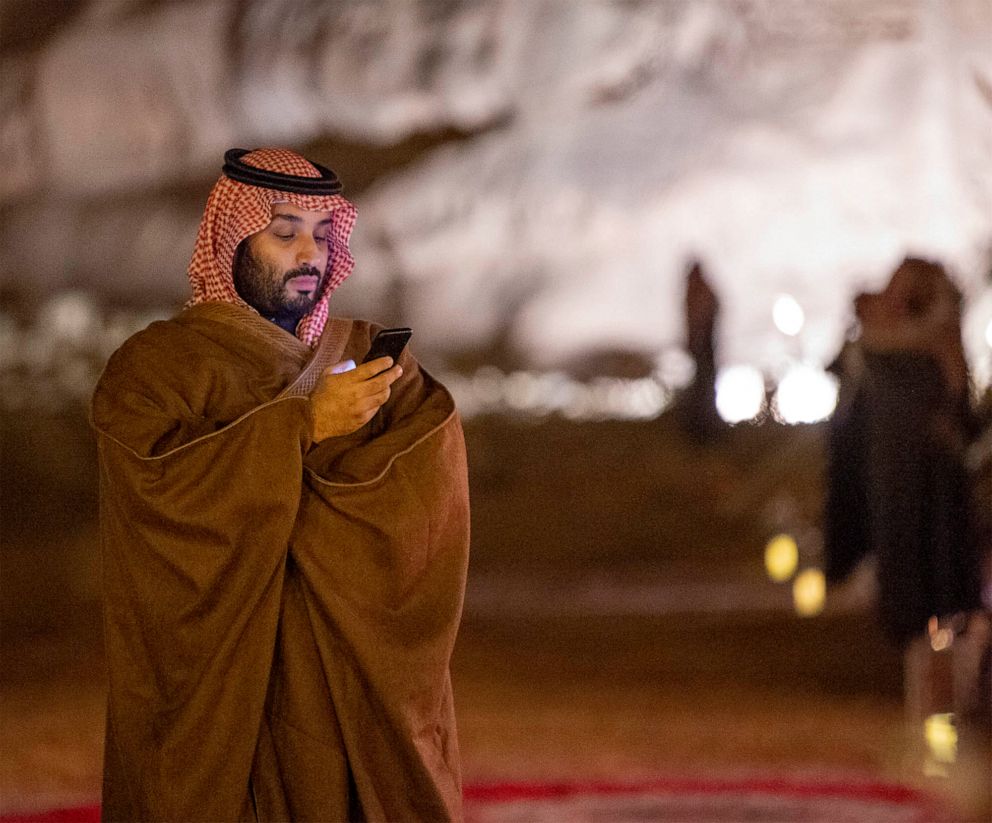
[283,265,321,284]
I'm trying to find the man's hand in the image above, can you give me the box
[310,357,403,441]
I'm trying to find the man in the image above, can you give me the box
[91,148,470,821]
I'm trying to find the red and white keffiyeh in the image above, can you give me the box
[187,148,357,347]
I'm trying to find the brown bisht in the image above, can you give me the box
[91,302,470,821]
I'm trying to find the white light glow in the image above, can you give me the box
[655,348,696,390]
[40,291,97,344]
[772,294,805,336]
[715,365,765,423]
[985,318,992,349]
[440,367,672,422]
[773,365,838,424]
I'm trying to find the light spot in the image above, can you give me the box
[773,365,838,424]
[792,568,825,617]
[765,534,799,582]
[715,365,764,423]
[924,713,957,767]
[772,294,805,337]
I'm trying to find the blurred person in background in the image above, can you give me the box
[676,259,723,445]
[824,255,990,765]
[90,148,469,821]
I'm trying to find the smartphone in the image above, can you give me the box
[362,327,412,371]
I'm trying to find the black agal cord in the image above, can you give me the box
[222,148,344,195]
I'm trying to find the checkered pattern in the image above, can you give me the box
[186,148,357,347]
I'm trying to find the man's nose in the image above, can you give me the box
[296,236,322,266]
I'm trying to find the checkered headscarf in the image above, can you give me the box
[187,148,357,347]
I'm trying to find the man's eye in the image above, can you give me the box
[315,236,329,245]
[275,234,294,241]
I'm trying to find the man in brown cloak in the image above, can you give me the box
[90,148,470,821]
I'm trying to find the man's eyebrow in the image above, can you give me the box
[271,214,332,227]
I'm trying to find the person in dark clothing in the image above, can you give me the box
[824,256,984,647]
[676,260,723,444]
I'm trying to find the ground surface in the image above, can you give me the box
[1,409,986,819]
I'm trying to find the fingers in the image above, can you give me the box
[349,381,391,412]
[321,357,389,380]
[371,363,403,389]
[310,357,403,437]
[351,387,390,427]
[356,357,395,379]
[322,357,400,383]
[348,364,403,398]
[364,385,392,410]
[318,369,394,408]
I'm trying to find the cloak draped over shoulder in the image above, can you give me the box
[91,302,469,821]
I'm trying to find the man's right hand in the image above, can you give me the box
[309,357,403,441]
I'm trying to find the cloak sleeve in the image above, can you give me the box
[91,319,313,822]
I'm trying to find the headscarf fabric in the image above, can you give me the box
[187,148,357,347]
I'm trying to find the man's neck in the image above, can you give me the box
[267,313,300,335]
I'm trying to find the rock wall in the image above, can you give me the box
[2,0,990,375]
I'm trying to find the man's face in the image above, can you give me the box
[233,203,333,327]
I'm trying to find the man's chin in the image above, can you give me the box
[282,292,318,314]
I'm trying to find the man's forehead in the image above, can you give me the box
[270,203,333,223]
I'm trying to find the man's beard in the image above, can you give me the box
[232,243,323,329]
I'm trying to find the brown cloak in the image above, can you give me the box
[90,302,469,822]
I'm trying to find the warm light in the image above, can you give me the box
[927,615,955,652]
[773,365,838,424]
[715,365,765,423]
[772,294,805,336]
[792,568,826,617]
[924,713,957,766]
[765,534,799,582]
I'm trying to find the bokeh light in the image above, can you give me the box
[441,367,672,422]
[792,568,826,617]
[715,365,765,424]
[924,713,958,769]
[772,366,838,424]
[765,534,799,582]
[772,294,805,337]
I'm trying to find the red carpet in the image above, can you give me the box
[0,812,99,823]
[464,776,952,822]
[1,776,951,823]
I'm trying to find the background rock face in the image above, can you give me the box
[1,0,990,379]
